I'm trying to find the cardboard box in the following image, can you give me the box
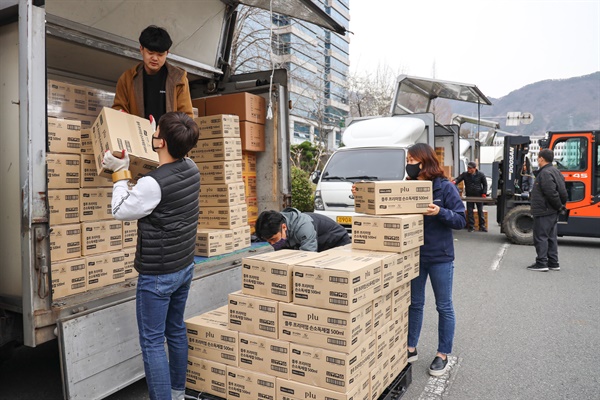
[196,160,243,185]
[195,228,234,257]
[91,107,158,181]
[226,366,277,400]
[189,137,242,163]
[279,302,372,353]
[86,87,115,116]
[373,295,393,333]
[80,154,112,187]
[205,92,266,124]
[79,188,113,222]
[370,363,385,400]
[81,220,122,256]
[199,182,245,207]
[191,98,206,118]
[122,249,137,280]
[51,258,87,299]
[276,375,370,400]
[51,111,96,130]
[245,196,258,220]
[376,320,394,364]
[50,223,82,262]
[289,337,376,393]
[186,306,238,366]
[243,172,257,197]
[406,248,420,281]
[194,114,240,139]
[80,128,94,154]
[48,117,81,154]
[232,225,251,251]
[85,250,125,290]
[186,357,227,396]
[48,189,80,226]
[354,180,432,215]
[239,121,265,152]
[242,151,257,173]
[122,220,138,249]
[198,204,247,229]
[391,283,411,319]
[238,332,290,379]
[47,80,87,115]
[351,214,424,253]
[228,291,279,339]
[466,209,489,230]
[292,252,382,312]
[47,153,81,189]
[242,250,324,302]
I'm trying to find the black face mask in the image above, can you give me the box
[272,238,288,250]
[152,136,162,152]
[406,163,421,180]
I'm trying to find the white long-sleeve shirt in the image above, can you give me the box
[111,176,162,220]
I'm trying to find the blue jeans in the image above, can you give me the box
[136,263,194,400]
[408,261,455,355]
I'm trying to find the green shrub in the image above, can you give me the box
[291,166,314,212]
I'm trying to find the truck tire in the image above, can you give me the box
[502,205,534,245]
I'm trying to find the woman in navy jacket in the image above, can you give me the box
[405,143,466,376]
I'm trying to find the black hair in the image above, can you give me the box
[139,25,172,52]
[538,148,554,163]
[157,112,199,159]
[255,211,285,240]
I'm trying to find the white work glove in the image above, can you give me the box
[102,150,130,172]
[149,114,157,132]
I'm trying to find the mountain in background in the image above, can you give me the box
[451,71,600,135]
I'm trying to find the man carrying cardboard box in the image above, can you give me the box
[103,112,199,400]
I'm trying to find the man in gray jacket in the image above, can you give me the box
[528,149,568,272]
[255,207,350,252]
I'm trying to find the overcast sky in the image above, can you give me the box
[348,0,600,99]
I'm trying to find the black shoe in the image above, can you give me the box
[407,348,418,363]
[548,265,561,271]
[526,264,549,272]
[467,227,474,232]
[479,228,487,232]
[429,356,449,376]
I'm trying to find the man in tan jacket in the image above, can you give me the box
[112,25,193,123]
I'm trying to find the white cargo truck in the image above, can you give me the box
[0,1,344,398]
[311,75,492,231]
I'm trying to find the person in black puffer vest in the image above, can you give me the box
[453,161,488,232]
[104,112,200,400]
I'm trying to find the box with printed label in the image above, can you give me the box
[370,363,384,400]
[86,87,115,116]
[198,204,247,229]
[199,182,245,207]
[351,214,424,253]
[226,366,277,400]
[376,320,394,365]
[81,220,122,256]
[189,137,242,163]
[48,189,80,226]
[194,114,240,139]
[238,332,290,379]
[205,92,266,124]
[242,250,324,302]
[91,107,158,181]
[243,172,257,197]
[389,337,408,382]
[245,196,258,220]
[391,282,411,319]
[232,225,251,251]
[48,117,81,154]
[195,229,234,257]
[80,154,112,187]
[289,337,376,393]
[51,258,87,299]
[185,357,227,396]
[47,153,81,189]
[292,252,382,312]
[50,111,95,130]
[239,121,265,152]
[85,250,125,290]
[228,291,278,339]
[372,294,393,333]
[276,375,370,400]
[122,220,138,249]
[354,180,432,215]
[47,80,87,115]
[279,302,372,353]
[50,223,82,261]
[80,128,94,154]
[122,249,137,280]
[406,248,420,281]
[197,160,243,185]
[241,151,257,173]
[186,306,238,366]
[79,188,113,222]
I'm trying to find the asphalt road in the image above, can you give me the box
[1,207,598,399]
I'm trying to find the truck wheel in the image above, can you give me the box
[502,205,534,245]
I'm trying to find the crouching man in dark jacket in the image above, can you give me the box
[255,207,350,252]
[527,149,568,272]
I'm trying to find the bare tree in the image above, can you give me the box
[348,64,404,118]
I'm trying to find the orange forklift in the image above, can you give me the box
[493,130,600,244]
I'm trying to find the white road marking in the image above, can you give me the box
[417,355,460,400]
[491,243,510,271]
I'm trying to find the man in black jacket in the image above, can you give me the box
[453,161,488,232]
[528,149,568,272]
